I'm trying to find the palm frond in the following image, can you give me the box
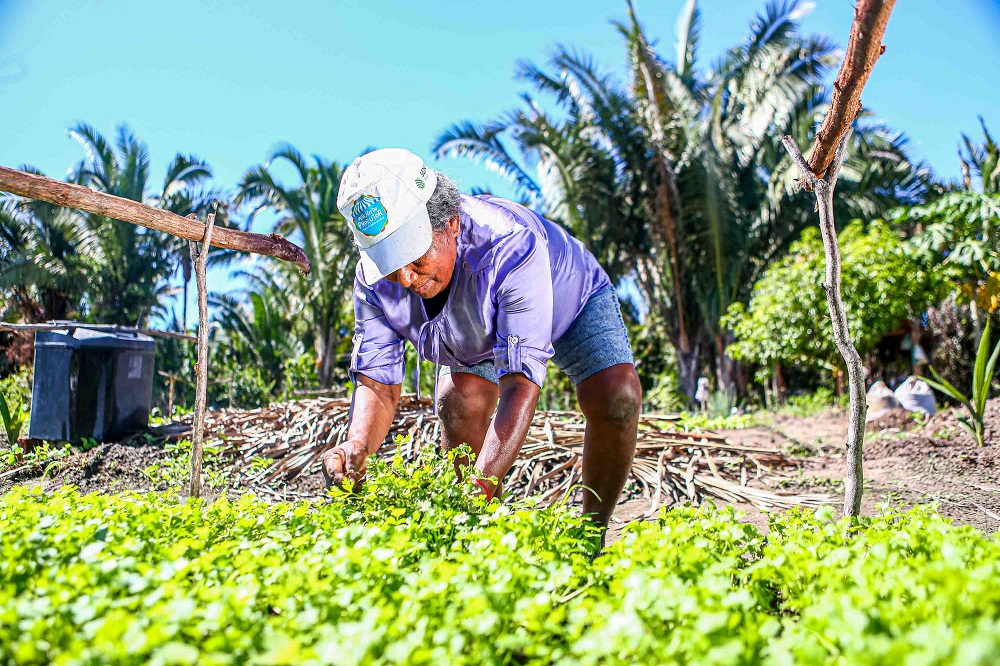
[267,143,311,185]
[67,122,116,186]
[674,0,701,81]
[433,121,541,198]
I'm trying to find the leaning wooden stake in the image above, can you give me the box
[167,375,176,420]
[808,0,896,180]
[188,213,215,499]
[782,0,896,517]
[0,165,311,274]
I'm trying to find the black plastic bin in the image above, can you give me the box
[28,327,155,442]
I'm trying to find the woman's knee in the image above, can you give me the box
[578,365,643,424]
[437,373,498,427]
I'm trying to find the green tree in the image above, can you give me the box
[723,220,948,389]
[435,0,926,398]
[210,287,302,389]
[960,117,999,194]
[0,185,95,323]
[901,192,1000,318]
[235,146,355,388]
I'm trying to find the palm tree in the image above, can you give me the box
[157,157,228,331]
[435,0,927,398]
[210,287,301,387]
[235,146,355,387]
[0,182,97,323]
[68,122,220,325]
[960,117,999,194]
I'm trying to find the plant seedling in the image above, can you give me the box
[923,320,1000,446]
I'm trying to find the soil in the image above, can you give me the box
[718,398,1000,534]
[4,399,1000,539]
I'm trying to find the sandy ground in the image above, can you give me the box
[715,400,1000,535]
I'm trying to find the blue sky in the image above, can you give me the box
[2,0,998,324]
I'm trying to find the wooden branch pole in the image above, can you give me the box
[0,165,311,274]
[188,213,215,499]
[781,0,895,517]
[166,375,176,419]
[0,322,196,342]
[807,0,897,180]
[783,134,866,517]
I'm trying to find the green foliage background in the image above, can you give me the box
[724,220,949,383]
[0,2,997,411]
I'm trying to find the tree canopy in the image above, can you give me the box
[434,0,928,397]
[724,220,949,382]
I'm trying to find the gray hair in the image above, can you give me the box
[425,173,462,231]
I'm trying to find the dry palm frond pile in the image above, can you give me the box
[200,396,834,512]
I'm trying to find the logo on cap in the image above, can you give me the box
[351,195,389,237]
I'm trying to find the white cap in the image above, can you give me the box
[337,148,439,285]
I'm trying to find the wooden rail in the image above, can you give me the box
[0,165,311,273]
[0,322,196,342]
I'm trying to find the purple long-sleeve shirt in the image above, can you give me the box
[350,195,611,390]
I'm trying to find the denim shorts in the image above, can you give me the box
[441,284,635,386]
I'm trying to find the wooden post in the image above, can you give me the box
[188,213,215,499]
[783,133,867,517]
[0,165,311,274]
[805,0,897,180]
[167,375,176,419]
[0,322,195,342]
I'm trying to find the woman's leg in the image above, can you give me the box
[437,369,500,472]
[576,363,642,526]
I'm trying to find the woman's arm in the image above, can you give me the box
[473,372,540,497]
[323,374,400,487]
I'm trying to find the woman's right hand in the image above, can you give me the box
[321,442,369,490]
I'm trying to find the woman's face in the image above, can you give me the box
[384,215,460,298]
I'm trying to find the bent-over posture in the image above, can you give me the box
[322,148,641,526]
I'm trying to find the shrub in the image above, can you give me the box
[724,221,948,385]
[0,366,31,447]
[924,319,1000,446]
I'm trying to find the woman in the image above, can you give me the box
[323,148,641,527]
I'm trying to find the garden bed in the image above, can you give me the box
[2,450,999,664]
[3,398,999,534]
[720,397,1000,533]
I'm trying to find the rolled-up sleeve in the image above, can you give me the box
[350,265,405,386]
[491,231,554,387]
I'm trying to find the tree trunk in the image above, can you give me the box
[167,376,176,419]
[773,364,787,404]
[779,0,896,518]
[784,133,867,518]
[317,330,339,389]
[181,282,189,332]
[188,214,215,500]
[676,340,700,403]
[736,362,749,398]
[627,7,692,363]
[714,332,737,394]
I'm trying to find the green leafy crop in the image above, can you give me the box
[1,448,999,665]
